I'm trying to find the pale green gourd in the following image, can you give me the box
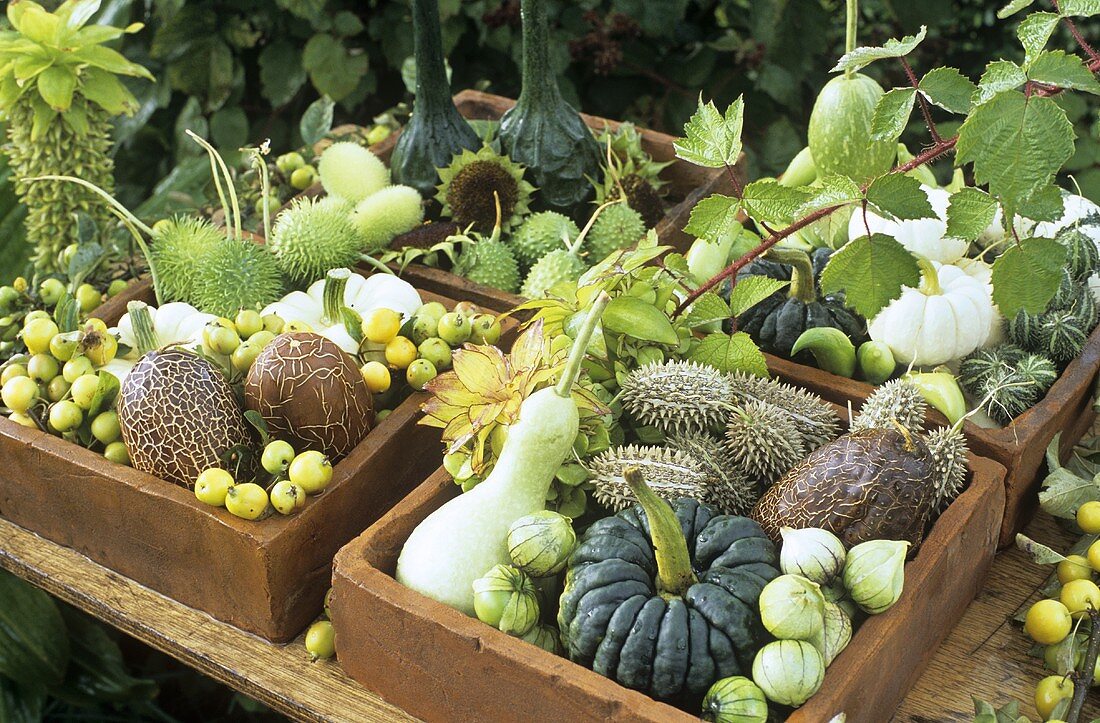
[396,292,610,615]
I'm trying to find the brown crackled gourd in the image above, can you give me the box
[751,428,937,549]
[118,348,253,487]
[243,332,373,461]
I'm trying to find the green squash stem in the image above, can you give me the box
[127,301,160,355]
[764,247,817,303]
[624,467,697,598]
[321,268,351,326]
[515,0,559,110]
[556,292,610,397]
[915,257,942,295]
[845,0,858,80]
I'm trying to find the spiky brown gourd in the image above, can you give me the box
[851,379,927,432]
[729,372,840,449]
[589,444,710,511]
[619,360,735,435]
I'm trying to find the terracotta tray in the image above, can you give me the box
[283,89,737,314]
[765,325,1100,547]
[330,449,1005,722]
[0,277,469,642]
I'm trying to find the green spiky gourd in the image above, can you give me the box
[619,360,735,435]
[728,372,840,450]
[271,196,363,285]
[585,203,646,262]
[520,248,585,299]
[589,444,710,512]
[511,211,580,269]
[725,400,806,481]
[0,2,152,274]
[191,239,284,317]
[454,237,522,293]
[352,185,426,253]
[148,216,227,303]
[851,379,927,433]
[667,432,758,514]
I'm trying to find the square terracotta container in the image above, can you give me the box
[330,446,1005,722]
[764,326,1100,547]
[0,275,480,642]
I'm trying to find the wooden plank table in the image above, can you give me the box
[3,503,1100,722]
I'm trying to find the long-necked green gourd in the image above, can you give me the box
[498,0,602,213]
[396,292,610,615]
[807,0,895,183]
[390,0,480,197]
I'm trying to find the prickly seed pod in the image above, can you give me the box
[318,141,390,203]
[148,216,225,303]
[589,444,710,511]
[779,527,846,585]
[511,211,580,269]
[729,372,839,450]
[352,184,426,254]
[584,203,646,261]
[843,539,909,614]
[454,237,522,294]
[851,379,927,433]
[924,426,969,512]
[190,238,284,317]
[667,432,759,514]
[725,400,806,481]
[620,360,735,435]
[270,196,362,286]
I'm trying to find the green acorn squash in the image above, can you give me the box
[558,469,779,703]
[737,247,867,360]
[498,0,602,213]
[390,0,480,196]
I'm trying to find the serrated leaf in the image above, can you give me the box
[991,237,1066,317]
[1015,533,1068,564]
[956,91,1074,217]
[866,174,937,220]
[918,67,976,114]
[1039,467,1100,519]
[973,61,1027,106]
[946,188,998,241]
[690,331,769,377]
[831,26,927,73]
[1017,12,1060,65]
[244,410,271,447]
[740,179,811,225]
[798,175,863,215]
[870,87,916,142]
[820,234,921,319]
[1028,50,1100,95]
[684,194,741,242]
[686,292,730,329]
[1060,0,1100,16]
[997,0,1035,18]
[673,95,744,169]
[729,276,789,317]
[1018,184,1065,222]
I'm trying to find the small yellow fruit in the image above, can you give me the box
[384,336,417,369]
[104,441,130,465]
[8,412,37,428]
[305,620,336,661]
[289,450,333,494]
[2,376,39,414]
[225,482,269,520]
[285,320,313,333]
[83,333,117,366]
[270,480,305,515]
[1035,675,1074,719]
[195,468,235,507]
[234,309,264,338]
[22,318,59,354]
[1061,578,1100,618]
[70,374,100,409]
[361,308,403,344]
[1025,599,1072,645]
[360,361,391,393]
[1078,501,1100,534]
[1,364,27,384]
[1058,554,1093,585]
[1088,539,1100,572]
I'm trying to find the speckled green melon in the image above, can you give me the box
[807,74,896,183]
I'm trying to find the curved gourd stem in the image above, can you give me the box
[322,268,351,326]
[186,130,242,241]
[915,257,941,295]
[555,291,610,398]
[845,0,858,80]
[127,301,160,355]
[624,467,697,598]
[764,247,817,303]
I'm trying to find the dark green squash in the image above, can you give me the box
[737,247,866,360]
[390,0,480,197]
[558,469,779,703]
[498,0,602,214]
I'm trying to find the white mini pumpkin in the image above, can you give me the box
[848,185,969,263]
[261,268,422,353]
[868,261,995,366]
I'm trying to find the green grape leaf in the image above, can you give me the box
[831,26,927,73]
[299,95,334,146]
[1015,533,1068,564]
[740,179,811,225]
[685,291,731,329]
[918,67,976,114]
[798,175,862,215]
[673,95,744,169]
[684,194,741,242]
[997,0,1034,17]
[729,276,789,317]
[870,87,916,142]
[866,173,937,220]
[1018,184,1066,222]
[690,331,769,377]
[1017,12,1060,65]
[820,234,920,318]
[956,91,1074,217]
[990,237,1066,317]
[973,60,1027,106]
[946,187,999,241]
[1059,0,1100,16]
[1027,50,1100,94]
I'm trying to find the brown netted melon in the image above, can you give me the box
[118,349,254,488]
[243,332,374,460]
[750,428,937,549]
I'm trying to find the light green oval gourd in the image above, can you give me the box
[807,0,895,184]
[396,292,611,615]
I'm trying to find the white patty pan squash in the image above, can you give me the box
[261,267,422,353]
[849,185,969,264]
[868,260,995,366]
[103,301,215,383]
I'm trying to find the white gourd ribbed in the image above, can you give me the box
[848,185,968,264]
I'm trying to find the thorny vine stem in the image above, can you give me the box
[673,53,1100,316]
[901,57,941,143]
[1053,0,1100,65]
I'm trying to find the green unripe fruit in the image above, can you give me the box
[203,323,240,356]
[276,152,305,175]
[195,468,234,506]
[512,212,579,269]
[417,302,447,324]
[63,356,94,383]
[104,441,130,466]
[507,511,576,577]
[521,249,586,299]
[49,400,83,432]
[191,235,285,318]
[262,440,297,475]
[290,165,317,190]
[351,184,426,253]
[230,339,263,372]
[234,310,264,338]
[69,374,100,409]
[75,283,101,312]
[2,364,27,384]
[406,358,438,390]
[23,318,59,354]
[585,203,646,261]
[248,330,277,348]
[453,238,521,294]
[470,315,502,345]
[262,314,285,334]
[436,312,471,345]
[225,482,269,520]
[27,353,59,383]
[319,142,390,203]
[38,278,65,306]
[808,73,896,183]
[46,376,70,403]
[91,410,121,444]
[2,376,39,413]
[305,620,336,661]
[417,338,452,371]
[857,341,896,385]
[366,125,391,145]
[0,286,18,309]
[49,333,79,361]
[107,279,129,298]
[410,315,439,345]
[270,480,306,515]
[152,219,172,234]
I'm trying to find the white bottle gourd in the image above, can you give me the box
[396,292,611,615]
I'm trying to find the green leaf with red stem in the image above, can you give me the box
[1017,12,1060,65]
[690,331,768,377]
[684,194,741,242]
[918,67,976,114]
[946,187,999,242]
[819,233,920,319]
[869,87,916,142]
[973,61,1027,106]
[740,179,810,225]
[866,174,937,220]
[673,96,744,169]
[1028,50,1100,94]
[831,27,927,74]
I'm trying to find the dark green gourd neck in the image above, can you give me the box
[765,247,817,303]
[515,0,563,110]
[411,0,458,117]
